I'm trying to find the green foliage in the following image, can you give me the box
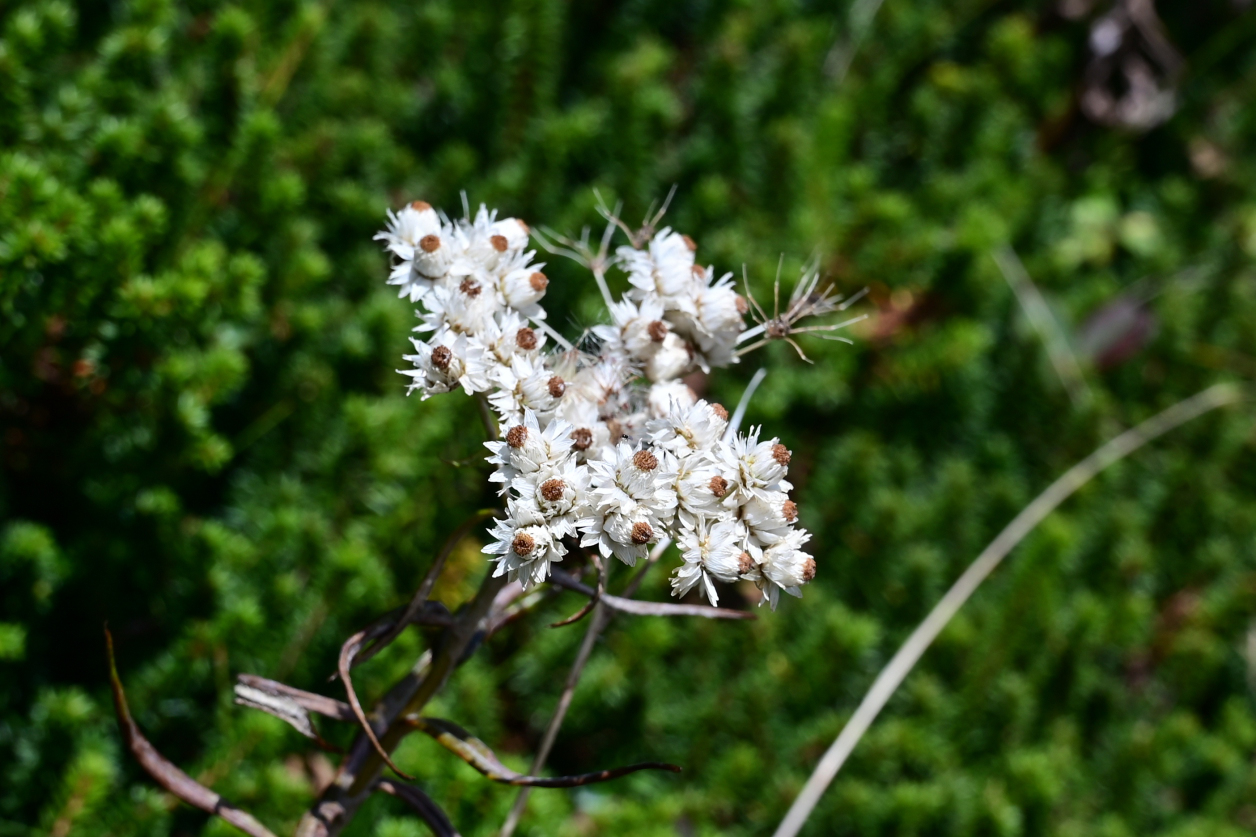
[3,0,1256,835]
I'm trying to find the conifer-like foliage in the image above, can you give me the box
[4,0,1256,834]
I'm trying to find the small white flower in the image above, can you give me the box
[496,262,550,319]
[644,332,693,382]
[671,516,745,605]
[489,355,567,425]
[398,331,470,398]
[376,202,454,302]
[646,380,697,419]
[593,297,670,364]
[416,283,501,338]
[755,527,815,610]
[462,311,545,392]
[482,499,574,589]
[578,442,677,565]
[485,409,575,494]
[714,427,794,503]
[673,452,736,527]
[739,490,799,539]
[513,457,590,523]
[647,398,729,458]
[621,228,698,307]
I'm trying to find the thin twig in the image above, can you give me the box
[993,246,1092,407]
[106,628,280,837]
[772,382,1245,837]
[376,780,461,837]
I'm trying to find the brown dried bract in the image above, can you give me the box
[631,521,653,544]
[419,234,441,253]
[512,533,536,556]
[431,345,452,370]
[506,425,528,448]
[632,450,658,471]
[772,443,791,466]
[516,327,538,351]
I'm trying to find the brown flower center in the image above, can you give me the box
[529,272,549,292]
[710,402,729,422]
[459,277,481,297]
[419,234,441,253]
[735,295,749,315]
[517,219,530,234]
[772,443,792,466]
[410,200,432,211]
[782,499,798,522]
[632,449,658,471]
[506,425,528,448]
[515,327,538,351]
[647,320,668,342]
[738,551,754,575]
[547,376,566,398]
[511,533,535,556]
[540,478,566,502]
[802,558,816,583]
[490,234,509,252]
[631,521,653,544]
[682,234,697,252]
[708,476,729,498]
[691,264,706,278]
[570,428,593,451]
[430,345,452,370]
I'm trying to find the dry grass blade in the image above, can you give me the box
[376,780,461,837]
[338,627,415,780]
[105,627,279,837]
[773,382,1245,837]
[407,717,681,787]
[233,683,342,751]
[236,674,355,721]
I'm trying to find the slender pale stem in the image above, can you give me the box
[725,368,768,441]
[772,382,1245,837]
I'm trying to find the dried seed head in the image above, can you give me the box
[802,558,817,582]
[631,521,653,544]
[540,478,566,502]
[529,272,549,292]
[772,443,792,466]
[735,295,749,315]
[430,345,453,370]
[782,499,798,522]
[647,320,668,342]
[410,200,432,211]
[570,428,593,451]
[459,277,481,297]
[708,475,729,498]
[682,234,697,252]
[490,234,509,252]
[738,551,754,575]
[547,376,566,398]
[710,402,729,421]
[511,532,535,556]
[419,234,441,253]
[506,425,528,448]
[515,327,538,351]
[632,449,658,471]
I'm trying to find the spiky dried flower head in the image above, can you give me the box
[419,234,441,253]
[738,551,755,574]
[529,272,549,292]
[491,234,510,252]
[802,557,816,582]
[772,443,792,466]
[709,475,729,498]
[506,425,529,448]
[547,376,566,398]
[459,277,482,297]
[783,499,798,522]
[512,532,536,556]
[631,521,654,544]
[431,345,453,370]
[647,320,668,342]
[570,427,593,451]
[633,449,659,471]
[710,402,729,421]
[540,478,566,502]
[516,327,538,351]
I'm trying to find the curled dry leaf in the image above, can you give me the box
[405,716,681,787]
[376,779,461,837]
[106,627,279,837]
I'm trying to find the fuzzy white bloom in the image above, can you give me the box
[621,228,699,308]
[398,331,471,398]
[713,427,794,503]
[593,297,670,365]
[647,398,729,458]
[375,202,451,302]
[753,527,815,610]
[646,380,697,419]
[670,516,745,605]
[485,409,575,495]
[462,311,545,392]
[579,442,677,565]
[489,354,567,425]
[483,498,575,589]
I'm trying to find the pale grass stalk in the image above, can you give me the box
[773,382,1244,837]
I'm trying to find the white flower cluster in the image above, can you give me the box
[378,200,817,609]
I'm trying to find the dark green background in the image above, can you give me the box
[4,1,1256,834]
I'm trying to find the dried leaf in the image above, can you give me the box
[376,780,461,837]
[106,627,279,837]
[236,674,355,721]
[600,593,756,620]
[233,678,347,751]
[407,716,681,787]
[339,627,415,780]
